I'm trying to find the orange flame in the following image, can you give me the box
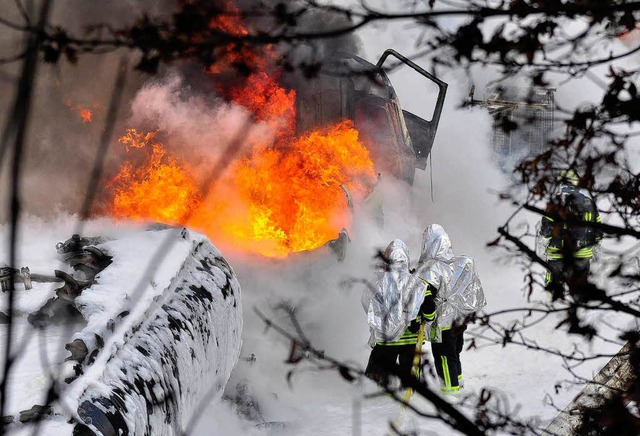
[207,0,269,75]
[229,71,296,132]
[109,129,201,225]
[190,120,375,257]
[107,1,377,258]
[64,98,103,124]
[79,109,93,123]
[64,98,102,123]
[209,0,248,38]
[109,122,375,258]
[206,0,293,130]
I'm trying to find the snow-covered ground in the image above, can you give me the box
[1,186,626,436]
[3,51,630,436]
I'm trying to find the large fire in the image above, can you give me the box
[106,1,377,258]
[190,120,375,257]
[109,121,375,258]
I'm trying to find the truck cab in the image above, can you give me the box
[295,50,448,185]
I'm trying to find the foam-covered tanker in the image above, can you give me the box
[0,226,242,435]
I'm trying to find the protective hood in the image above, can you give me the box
[419,224,454,264]
[362,239,421,344]
[384,239,410,270]
[416,224,485,329]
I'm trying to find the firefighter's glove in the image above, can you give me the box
[408,319,421,334]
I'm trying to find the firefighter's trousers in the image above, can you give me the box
[431,325,466,392]
[365,343,417,387]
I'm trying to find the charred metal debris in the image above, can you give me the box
[28,234,112,329]
[1,234,113,426]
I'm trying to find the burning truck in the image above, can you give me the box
[106,49,447,261]
[94,0,447,263]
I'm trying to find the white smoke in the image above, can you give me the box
[126,72,280,182]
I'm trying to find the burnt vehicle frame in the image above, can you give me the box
[295,49,448,185]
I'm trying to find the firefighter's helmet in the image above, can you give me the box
[558,169,579,186]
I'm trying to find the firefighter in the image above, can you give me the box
[416,224,485,393]
[363,239,436,387]
[537,169,603,296]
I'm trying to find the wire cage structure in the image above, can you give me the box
[470,86,556,169]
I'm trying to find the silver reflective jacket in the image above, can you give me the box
[417,224,486,329]
[362,239,423,344]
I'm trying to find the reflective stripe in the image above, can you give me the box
[574,247,593,258]
[378,339,418,346]
[545,271,553,284]
[543,216,554,222]
[378,337,418,346]
[546,246,564,260]
[425,290,432,297]
[441,385,460,392]
[412,324,426,381]
[595,215,603,241]
[547,245,594,259]
[547,244,563,250]
[441,356,451,388]
[423,310,436,321]
[377,329,420,346]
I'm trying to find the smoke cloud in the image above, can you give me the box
[126,72,278,181]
